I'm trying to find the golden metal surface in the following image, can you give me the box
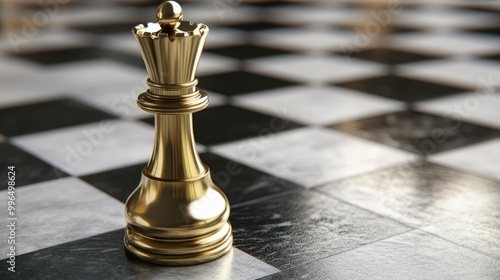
[124,1,233,265]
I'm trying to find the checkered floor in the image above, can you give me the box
[1,0,500,279]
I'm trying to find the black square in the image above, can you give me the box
[222,21,291,32]
[0,143,68,189]
[200,152,301,205]
[11,47,102,65]
[80,162,145,203]
[336,75,467,103]
[191,105,302,145]
[330,110,500,155]
[467,27,500,37]
[206,44,293,60]
[481,53,500,62]
[198,71,299,96]
[231,190,410,269]
[0,229,155,278]
[0,98,115,137]
[343,47,439,65]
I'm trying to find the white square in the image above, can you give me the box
[0,30,90,53]
[197,53,239,76]
[0,55,40,81]
[204,27,247,49]
[148,248,280,279]
[184,4,259,25]
[392,8,500,29]
[266,5,370,26]
[12,120,154,176]
[212,127,414,188]
[389,31,500,56]
[51,6,140,27]
[0,56,62,107]
[397,58,500,89]
[100,33,140,56]
[233,85,404,125]
[0,78,64,109]
[43,59,148,92]
[415,92,500,130]
[430,139,500,183]
[71,81,150,119]
[0,177,125,256]
[247,54,387,84]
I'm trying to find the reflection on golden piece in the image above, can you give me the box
[124,1,233,265]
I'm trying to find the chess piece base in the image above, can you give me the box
[125,168,233,265]
[124,224,233,266]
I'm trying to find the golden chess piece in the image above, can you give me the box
[124,1,233,265]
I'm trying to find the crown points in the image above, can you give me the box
[156,1,183,30]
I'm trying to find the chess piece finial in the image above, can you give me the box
[124,1,233,266]
[156,1,183,30]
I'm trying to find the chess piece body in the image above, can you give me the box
[124,1,233,265]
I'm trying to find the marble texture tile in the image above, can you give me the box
[429,138,500,182]
[344,47,439,66]
[182,4,259,26]
[41,59,148,93]
[0,77,65,109]
[263,230,500,280]
[204,27,248,49]
[331,110,500,155]
[422,204,500,260]
[192,105,303,145]
[212,127,414,188]
[0,55,40,82]
[198,71,298,96]
[397,58,500,89]
[12,120,154,176]
[0,177,125,256]
[415,92,500,130]
[196,53,240,76]
[71,81,150,119]
[1,229,279,280]
[336,75,468,103]
[230,190,411,270]
[392,8,500,29]
[265,5,371,26]
[200,152,302,205]
[317,162,500,227]
[50,6,141,28]
[79,162,145,203]
[246,54,387,84]
[233,85,404,125]
[0,98,115,137]
[100,33,142,56]
[389,31,500,56]
[0,143,67,188]
[0,30,90,53]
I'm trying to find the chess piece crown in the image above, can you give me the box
[124,1,233,265]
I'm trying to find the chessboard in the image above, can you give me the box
[1,0,500,279]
